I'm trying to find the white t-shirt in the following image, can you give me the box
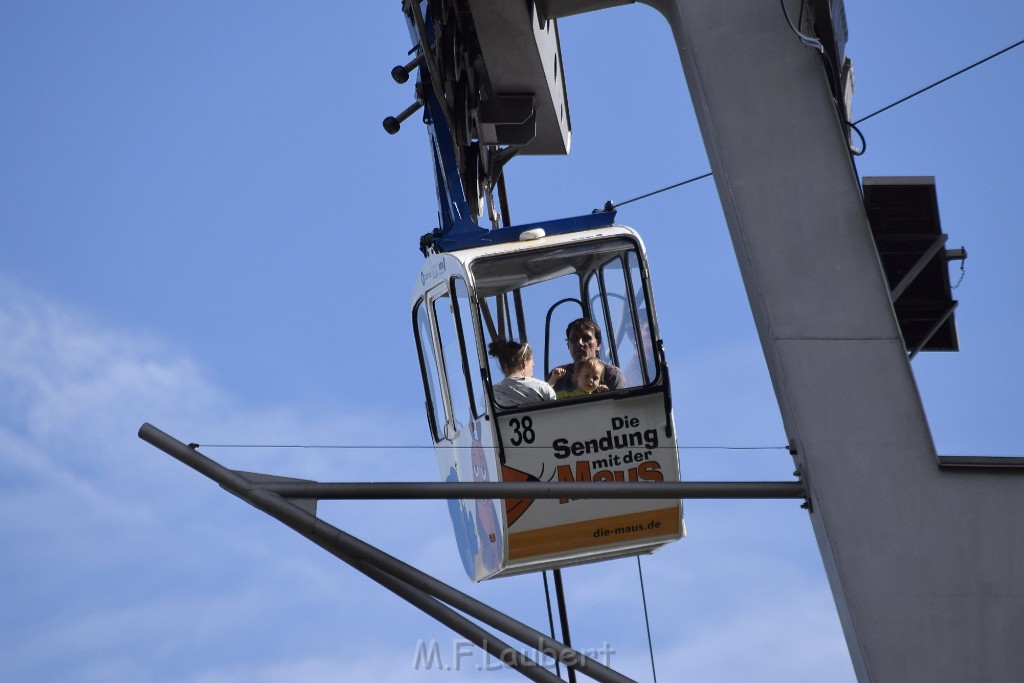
[492,375,556,407]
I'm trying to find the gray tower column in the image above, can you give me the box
[638,1,1024,681]
[535,0,1024,680]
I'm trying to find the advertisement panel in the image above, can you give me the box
[496,391,683,564]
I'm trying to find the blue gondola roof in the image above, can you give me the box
[429,209,618,253]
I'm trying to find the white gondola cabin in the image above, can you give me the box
[412,214,684,581]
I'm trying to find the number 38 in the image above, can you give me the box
[507,416,536,446]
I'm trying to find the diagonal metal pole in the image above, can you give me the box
[139,423,636,683]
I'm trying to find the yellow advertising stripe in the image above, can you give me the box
[507,507,681,561]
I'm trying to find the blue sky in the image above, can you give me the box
[2,1,1021,681]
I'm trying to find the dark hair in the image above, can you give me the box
[565,318,602,346]
[488,339,532,375]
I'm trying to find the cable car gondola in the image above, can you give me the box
[412,210,684,581]
[394,0,683,581]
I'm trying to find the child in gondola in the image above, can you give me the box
[488,339,557,406]
[553,357,608,399]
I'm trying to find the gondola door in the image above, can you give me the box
[414,271,505,581]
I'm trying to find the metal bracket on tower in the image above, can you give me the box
[863,176,964,357]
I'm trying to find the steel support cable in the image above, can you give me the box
[542,572,563,679]
[607,38,1022,210]
[855,37,1024,125]
[609,172,713,209]
[140,423,638,683]
[636,557,658,683]
[192,443,787,450]
[553,569,577,683]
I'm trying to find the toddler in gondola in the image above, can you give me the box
[553,357,608,399]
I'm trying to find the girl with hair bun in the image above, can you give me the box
[488,339,557,407]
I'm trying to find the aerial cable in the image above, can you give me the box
[606,36,1021,209]
[552,569,577,683]
[855,37,1024,125]
[606,171,713,210]
[190,442,788,451]
[637,557,659,683]
[541,572,563,679]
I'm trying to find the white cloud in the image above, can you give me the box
[0,277,445,682]
[0,278,216,442]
